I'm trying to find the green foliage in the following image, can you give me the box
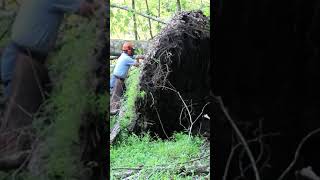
[0,16,13,47]
[96,93,109,116]
[111,132,206,179]
[46,20,96,179]
[110,0,210,40]
[26,16,105,179]
[0,172,8,180]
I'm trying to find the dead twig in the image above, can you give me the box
[241,119,267,177]
[149,92,155,107]
[26,52,46,101]
[223,132,280,180]
[216,96,261,180]
[12,99,33,119]
[11,136,40,180]
[155,85,193,137]
[154,107,169,139]
[278,128,320,180]
[189,102,210,136]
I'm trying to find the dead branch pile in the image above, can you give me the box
[135,11,212,138]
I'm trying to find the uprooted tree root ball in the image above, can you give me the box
[135,11,213,138]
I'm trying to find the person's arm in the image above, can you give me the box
[133,60,140,67]
[134,55,145,60]
[126,56,140,67]
[133,55,145,65]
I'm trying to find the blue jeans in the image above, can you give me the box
[1,42,20,98]
[110,74,116,93]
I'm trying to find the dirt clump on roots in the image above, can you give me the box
[135,11,213,139]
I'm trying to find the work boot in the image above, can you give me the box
[110,108,119,116]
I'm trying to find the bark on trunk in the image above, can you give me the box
[176,0,181,12]
[145,0,153,39]
[132,0,138,40]
[110,39,149,55]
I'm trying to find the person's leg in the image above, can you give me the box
[1,42,19,99]
[110,74,116,93]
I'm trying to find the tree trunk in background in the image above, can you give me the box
[0,0,5,9]
[145,0,153,39]
[176,0,181,12]
[132,0,138,40]
[158,0,161,30]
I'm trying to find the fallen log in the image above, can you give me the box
[110,39,149,55]
[110,121,120,144]
[110,97,137,144]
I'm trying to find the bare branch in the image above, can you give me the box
[156,85,193,136]
[216,96,261,180]
[154,107,169,139]
[278,128,320,180]
[145,0,153,39]
[110,4,167,24]
[223,132,280,180]
[131,0,138,40]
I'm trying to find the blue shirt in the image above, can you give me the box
[112,53,136,78]
[11,0,82,53]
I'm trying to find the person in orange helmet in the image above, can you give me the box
[110,41,144,93]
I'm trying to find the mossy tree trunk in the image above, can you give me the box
[8,2,108,180]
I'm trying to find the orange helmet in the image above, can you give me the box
[122,41,134,51]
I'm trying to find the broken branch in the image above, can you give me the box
[110,4,167,24]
